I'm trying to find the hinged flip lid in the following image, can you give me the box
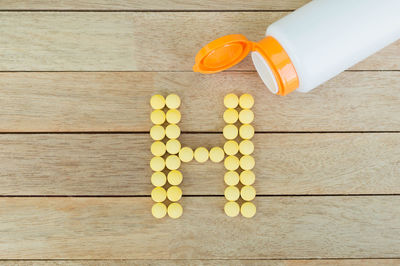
[193,34,253,74]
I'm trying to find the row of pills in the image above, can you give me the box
[150,94,183,219]
[223,124,254,140]
[223,93,256,218]
[179,146,226,163]
[150,124,181,141]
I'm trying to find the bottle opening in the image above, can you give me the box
[251,51,279,94]
[253,36,299,96]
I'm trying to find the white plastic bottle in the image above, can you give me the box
[193,0,400,96]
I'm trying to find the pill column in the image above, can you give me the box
[150,94,183,219]
[165,94,183,219]
[223,93,256,218]
[222,94,240,217]
[238,94,256,218]
[150,95,168,219]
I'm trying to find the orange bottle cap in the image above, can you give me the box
[193,34,252,74]
[193,34,299,96]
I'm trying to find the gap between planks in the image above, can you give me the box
[0,259,399,265]
[2,131,400,134]
[0,195,400,198]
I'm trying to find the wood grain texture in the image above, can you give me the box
[0,197,399,259]
[1,72,400,132]
[0,0,309,10]
[1,133,399,195]
[285,260,400,266]
[0,2,399,261]
[0,12,398,71]
[1,260,399,266]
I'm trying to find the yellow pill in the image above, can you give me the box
[151,171,167,187]
[166,109,181,124]
[209,147,225,163]
[241,202,256,218]
[239,94,254,109]
[194,147,209,163]
[168,202,183,219]
[167,186,182,202]
[224,186,240,201]
[224,155,239,171]
[239,140,254,155]
[167,170,183,185]
[223,124,238,140]
[151,187,167,202]
[239,124,254,139]
[223,109,239,124]
[150,109,166,125]
[223,140,239,156]
[165,155,181,170]
[150,125,165,141]
[166,94,181,109]
[151,141,166,156]
[179,147,194,162]
[240,155,255,170]
[239,109,254,124]
[165,124,180,139]
[241,185,256,201]
[224,93,239,109]
[166,139,181,154]
[240,170,255,186]
[150,94,166,109]
[150,156,165,171]
[224,171,239,186]
[224,201,240,217]
[152,202,167,219]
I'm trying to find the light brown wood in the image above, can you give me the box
[0,261,278,266]
[0,2,399,261]
[0,197,399,259]
[0,0,309,10]
[0,12,398,71]
[1,71,400,132]
[1,260,399,266]
[1,133,399,195]
[286,260,400,266]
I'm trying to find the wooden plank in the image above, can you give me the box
[0,197,399,259]
[1,260,399,265]
[0,0,309,10]
[1,72,400,132]
[0,12,398,71]
[285,261,400,266]
[1,133,399,195]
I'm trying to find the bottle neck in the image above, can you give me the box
[252,36,299,96]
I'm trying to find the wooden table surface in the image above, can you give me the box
[1,0,399,265]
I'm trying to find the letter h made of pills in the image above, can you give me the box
[149,93,256,219]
